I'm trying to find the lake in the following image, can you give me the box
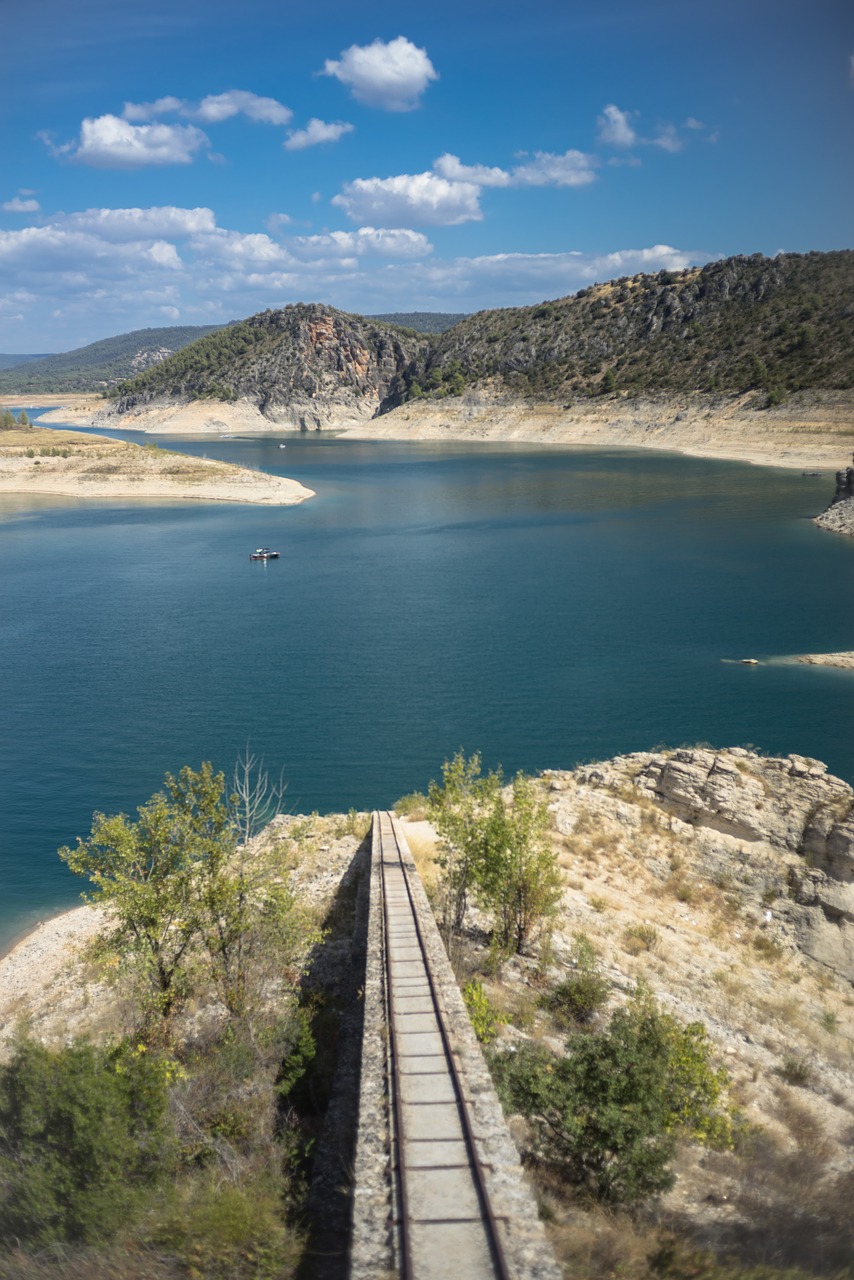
[1,416,852,951]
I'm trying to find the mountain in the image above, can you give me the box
[368,311,469,334]
[0,325,224,394]
[65,251,853,430]
[112,306,428,429]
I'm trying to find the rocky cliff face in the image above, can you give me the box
[115,305,427,429]
[550,746,854,983]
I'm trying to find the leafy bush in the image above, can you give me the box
[0,1039,173,1245]
[491,989,734,1204]
[462,979,508,1045]
[543,934,610,1027]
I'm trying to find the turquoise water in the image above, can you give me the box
[1,416,852,950]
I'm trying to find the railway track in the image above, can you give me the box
[374,810,512,1280]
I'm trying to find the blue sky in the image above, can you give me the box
[1,0,852,351]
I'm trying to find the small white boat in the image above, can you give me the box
[278,443,287,449]
[249,548,280,561]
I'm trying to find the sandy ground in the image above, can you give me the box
[37,389,854,473]
[0,426,314,505]
[0,906,107,1052]
[347,390,854,472]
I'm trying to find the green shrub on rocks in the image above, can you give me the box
[0,1039,173,1245]
[491,988,734,1205]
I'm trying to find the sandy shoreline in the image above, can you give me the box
[0,424,314,505]
[0,904,106,1051]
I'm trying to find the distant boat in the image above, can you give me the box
[278,443,287,449]
[249,548,280,560]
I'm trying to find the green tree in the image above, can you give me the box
[428,755,562,956]
[0,1039,172,1245]
[60,763,232,1023]
[479,773,562,956]
[61,760,312,1027]
[491,989,733,1204]
[428,751,502,938]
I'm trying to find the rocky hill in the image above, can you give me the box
[409,249,854,404]
[112,305,429,429]
[103,252,853,431]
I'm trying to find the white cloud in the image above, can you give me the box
[2,197,41,213]
[513,150,597,187]
[332,172,481,226]
[597,104,691,154]
[285,118,354,151]
[123,90,291,126]
[433,153,512,188]
[266,212,294,232]
[193,91,292,125]
[122,96,184,121]
[292,227,433,259]
[434,149,596,190]
[47,115,210,168]
[650,124,682,153]
[597,104,637,148]
[188,228,293,268]
[52,206,217,241]
[322,36,438,111]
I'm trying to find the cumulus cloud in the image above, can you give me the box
[513,150,597,187]
[123,90,291,126]
[433,154,512,188]
[597,104,637,148]
[291,226,433,259]
[2,196,41,213]
[322,36,438,111]
[435,149,596,190]
[51,206,217,241]
[44,115,210,167]
[284,118,354,151]
[332,172,481,226]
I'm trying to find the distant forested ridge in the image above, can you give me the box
[0,353,54,371]
[368,312,469,334]
[0,326,224,393]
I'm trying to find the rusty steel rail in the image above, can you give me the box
[376,810,513,1280]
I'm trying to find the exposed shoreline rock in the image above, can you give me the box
[790,651,854,670]
[813,454,854,537]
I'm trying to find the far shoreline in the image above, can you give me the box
[21,387,854,477]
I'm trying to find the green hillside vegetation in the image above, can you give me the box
[0,353,53,370]
[369,311,469,334]
[409,250,854,405]
[0,325,223,394]
[110,305,427,413]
